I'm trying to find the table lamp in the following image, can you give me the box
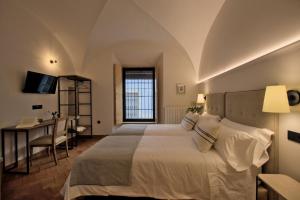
[197,94,205,104]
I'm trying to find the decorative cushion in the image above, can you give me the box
[192,119,220,152]
[181,112,199,130]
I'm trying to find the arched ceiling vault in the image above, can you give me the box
[16,0,225,75]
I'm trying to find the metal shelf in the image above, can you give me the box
[58,75,93,139]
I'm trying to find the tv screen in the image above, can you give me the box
[23,71,58,94]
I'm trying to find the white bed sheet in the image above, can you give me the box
[63,136,257,200]
[145,124,192,136]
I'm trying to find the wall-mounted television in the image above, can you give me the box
[23,71,58,94]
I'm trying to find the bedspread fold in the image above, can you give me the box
[70,135,143,186]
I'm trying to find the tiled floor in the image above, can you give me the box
[3,137,101,200]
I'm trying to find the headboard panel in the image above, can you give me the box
[225,90,278,173]
[205,93,225,118]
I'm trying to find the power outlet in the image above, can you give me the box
[32,105,43,110]
[288,130,300,143]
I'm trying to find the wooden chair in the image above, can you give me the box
[30,118,69,165]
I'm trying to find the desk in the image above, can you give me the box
[258,174,300,200]
[1,120,54,174]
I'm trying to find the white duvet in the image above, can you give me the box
[145,124,193,136]
[63,135,258,200]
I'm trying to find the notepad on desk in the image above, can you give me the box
[16,117,40,128]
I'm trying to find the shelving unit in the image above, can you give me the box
[57,75,93,145]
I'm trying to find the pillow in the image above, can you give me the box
[220,118,273,167]
[181,112,199,130]
[201,112,221,122]
[192,119,220,152]
[214,124,258,171]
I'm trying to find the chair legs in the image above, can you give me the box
[30,146,33,166]
[65,140,69,157]
[52,145,58,165]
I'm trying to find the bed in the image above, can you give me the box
[62,90,278,200]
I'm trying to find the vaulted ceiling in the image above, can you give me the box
[17,0,224,74]
[15,0,300,81]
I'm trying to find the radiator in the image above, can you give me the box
[163,105,188,124]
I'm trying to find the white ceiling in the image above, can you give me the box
[16,0,225,73]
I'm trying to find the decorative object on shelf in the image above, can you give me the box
[287,90,300,106]
[176,83,185,94]
[262,85,290,113]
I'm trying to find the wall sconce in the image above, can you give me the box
[50,59,58,64]
[287,90,300,106]
[262,85,290,113]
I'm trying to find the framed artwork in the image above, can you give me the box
[176,83,185,94]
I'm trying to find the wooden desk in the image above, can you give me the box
[1,120,54,174]
[258,174,300,200]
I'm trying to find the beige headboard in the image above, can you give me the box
[205,93,225,118]
[225,90,278,173]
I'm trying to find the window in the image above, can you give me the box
[122,68,155,122]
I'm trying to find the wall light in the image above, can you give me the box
[263,85,290,113]
[197,38,300,84]
[50,59,58,64]
[287,90,300,106]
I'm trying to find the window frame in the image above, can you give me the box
[122,67,156,122]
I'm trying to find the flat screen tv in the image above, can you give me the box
[23,71,58,94]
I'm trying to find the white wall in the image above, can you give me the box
[198,41,300,181]
[0,0,74,164]
[199,0,300,81]
[80,42,197,135]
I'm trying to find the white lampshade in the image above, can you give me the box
[262,85,290,113]
[197,94,205,104]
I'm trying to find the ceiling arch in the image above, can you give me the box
[17,0,109,72]
[133,0,224,73]
[15,0,225,75]
[199,0,300,82]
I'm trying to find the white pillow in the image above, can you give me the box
[221,118,273,167]
[181,112,199,130]
[214,124,257,171]
[192,120,220,152]
[201,112,221,122]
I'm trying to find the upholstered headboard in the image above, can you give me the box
[205,93,225,118]
[225,90,278,173]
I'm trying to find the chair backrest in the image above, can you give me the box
[52,117,68,143]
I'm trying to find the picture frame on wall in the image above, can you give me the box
[176,83,185,94]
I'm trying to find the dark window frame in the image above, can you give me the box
[122,67,155,122]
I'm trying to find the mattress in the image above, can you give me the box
[63,135,257,200]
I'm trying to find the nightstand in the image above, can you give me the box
[258,174,300,200]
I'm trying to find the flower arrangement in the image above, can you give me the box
[186,104,203,114]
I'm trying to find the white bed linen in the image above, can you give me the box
[144,124,192,136]
[63,136,257,200]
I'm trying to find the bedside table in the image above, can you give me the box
[258,174,300,200]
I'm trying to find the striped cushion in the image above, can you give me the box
[192,119,220,152]
[181,112,199,130]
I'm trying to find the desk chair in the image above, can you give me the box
[30,118,69,165]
